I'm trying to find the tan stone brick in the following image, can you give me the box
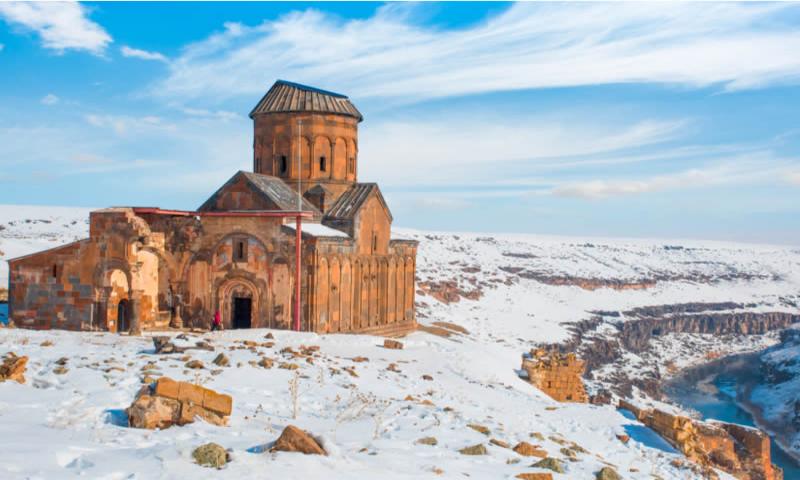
[202,388,233,416]
[177,381,205,405]
[154,377,180,400]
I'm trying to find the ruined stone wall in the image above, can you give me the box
[521,349,588,403]
[619,400,783,480]
[8,240,96,330]
[9,208,169,332]
[253,112,358,204]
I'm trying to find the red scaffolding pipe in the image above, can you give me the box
[131,207,310,332]
[294,215,302,331]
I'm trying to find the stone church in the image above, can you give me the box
[7,80,418,336]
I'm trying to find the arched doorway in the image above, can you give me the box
[218,278,259,329]
[232,296,252,329]
[117,299,130,333]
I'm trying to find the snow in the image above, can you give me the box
[0,328,704,479]
[285,222,350,238]
[2,205,798,478]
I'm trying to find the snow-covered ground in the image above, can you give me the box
[2,204,799,478]
[0,327,705,479]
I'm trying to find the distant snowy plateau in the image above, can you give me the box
[1,204,798,479]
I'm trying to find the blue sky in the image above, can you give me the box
[1,2,799,244]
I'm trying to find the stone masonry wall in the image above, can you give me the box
[521,349,588,403]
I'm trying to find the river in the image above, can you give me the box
[665,353,800,478]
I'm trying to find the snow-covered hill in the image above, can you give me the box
[1,204,799,478]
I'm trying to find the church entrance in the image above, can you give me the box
[117,299,130,333]
[232,297,252,329]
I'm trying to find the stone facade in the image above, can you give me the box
[7,81,418,336]
[521,349,588,403]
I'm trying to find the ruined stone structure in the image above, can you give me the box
[7,80,418,336]
[620,400,783,480]
[521,349,588,403]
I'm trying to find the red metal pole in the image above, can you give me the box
[294,214,302,331]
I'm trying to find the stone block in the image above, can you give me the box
[178,381,205,405]
[154,377,180,400]
[202,388,233,416]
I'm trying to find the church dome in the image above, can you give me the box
[249,80,363,122]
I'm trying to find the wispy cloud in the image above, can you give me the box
[550,157,790,199]
[156,3,800,103]
[120,45,167,62]
[85,114,173,135]
[360,117,684,185]
[788,171,800,186]
[169,103,240,121]
[0,2,111,55]
[40,93,59,105]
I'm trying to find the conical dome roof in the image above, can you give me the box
[249,80,363,122]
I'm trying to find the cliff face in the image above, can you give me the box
[542,303,800,398]
[750,328,800,458]
[620,399,784,480]
[618,310,800,352]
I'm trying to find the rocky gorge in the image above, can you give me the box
[538,301,800,477]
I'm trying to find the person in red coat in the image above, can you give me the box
[212,310,222,331]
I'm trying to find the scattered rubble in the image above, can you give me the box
[192,443,229,468]
[458,444,488,455]
[595,466,621,480]
[271,425,326,455]
[416,436,438,446]
[531,457,565,473]
[0,352,28,383]
[467,423,490,435]
[152,336,214,354]
[417,280,482,304]
[513,442,547,458]
[515,473,553,480]
[126,377,232,429]
[212,353,229,367]
[383,339,403,350]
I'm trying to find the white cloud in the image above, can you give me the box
[788,171,800,186]
[156,3,800,102]
[170,104,240,121]
[85,114,172,135]
[40,94,59,105]
[550,159,788,199]
[359,117,684,185]
[0,2,111,54]
[120,45,167,62]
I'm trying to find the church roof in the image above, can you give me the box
[198,171,321,215]
[249,80,363,122]
[324,183,393,222]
